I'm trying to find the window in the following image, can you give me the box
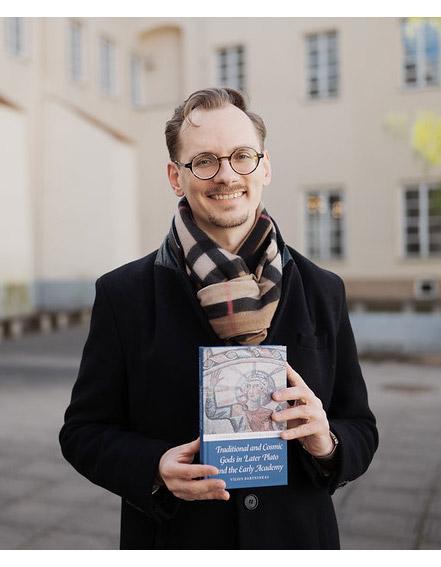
[306,191,345,260]
[68,20,85,83]
[216,46,245,91]
[5,17,26,58]
[129,54,145,108]
[402,19,440,88]
[404,183,441,257]
[306,31,339,99]
[99,37,117,96]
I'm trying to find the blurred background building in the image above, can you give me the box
[1,16,440,352]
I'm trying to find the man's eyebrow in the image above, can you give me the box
[188,145,258,159]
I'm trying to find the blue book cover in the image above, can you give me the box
[199,345,288,489]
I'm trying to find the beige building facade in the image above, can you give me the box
[1,16,441,336]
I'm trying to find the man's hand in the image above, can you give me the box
[271,364,334,457]
[158,438,230,501]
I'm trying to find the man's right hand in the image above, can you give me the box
[158,437,230,502]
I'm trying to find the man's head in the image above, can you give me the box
[166,88,272,246]
[237,370,275,409]
[165,87,267,163]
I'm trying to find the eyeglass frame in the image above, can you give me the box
[174,147,265,180]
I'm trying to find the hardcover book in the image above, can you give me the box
[199,345,288,489]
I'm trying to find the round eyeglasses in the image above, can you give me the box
[174,147,264,180]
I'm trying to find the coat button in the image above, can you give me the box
[244,494,259,510]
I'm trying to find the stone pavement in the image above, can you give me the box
[0,325,441,550]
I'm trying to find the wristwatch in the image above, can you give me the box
[315,431,339,461]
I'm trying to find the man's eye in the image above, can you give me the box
[194,155,216,167]
[235,150,254,160]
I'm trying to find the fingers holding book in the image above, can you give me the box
[271,364,334,458]
[158,437,231,501]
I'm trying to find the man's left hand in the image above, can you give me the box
[271,364,334,457]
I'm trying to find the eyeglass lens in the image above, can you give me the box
[192,148,259,179]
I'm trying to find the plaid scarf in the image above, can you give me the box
[173,197,283,345]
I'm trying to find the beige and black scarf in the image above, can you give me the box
[173,197,283,345]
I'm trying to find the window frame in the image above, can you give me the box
[98,35,118,97]
[402,18,440,89]
[5,17,27,59]
[403,182,441,258]
[129,53,146,109]
[305,189,345,261]
[306,30,339,100]
[68,19,86,84]
[216,45,245,92]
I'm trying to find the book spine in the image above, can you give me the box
[198,346,204,466]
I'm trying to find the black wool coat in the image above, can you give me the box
[59,227,378,550]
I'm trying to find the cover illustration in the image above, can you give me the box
[199,345,288,489]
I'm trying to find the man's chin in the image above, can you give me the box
[208,213,249,229]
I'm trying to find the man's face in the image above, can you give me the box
[168,104,271,242]
[246,379,268,408]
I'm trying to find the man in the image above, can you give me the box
[60,87,378,550]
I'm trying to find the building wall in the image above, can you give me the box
[36,100,139,310]
[0,104,33,318]
[0,17,147,320]
[0,17,440,329]
[137,17,441,307]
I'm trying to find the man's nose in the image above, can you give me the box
[213,157,240,183]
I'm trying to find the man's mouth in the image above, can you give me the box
[209,191,245,201]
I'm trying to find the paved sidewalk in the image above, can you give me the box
[0,326,441,550]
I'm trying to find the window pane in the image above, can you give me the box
[100,38,116,95]
[402,20,418,86]
[405,187,419,198]
[406,226,420,237]
[407,242,421,254]
[306,191,344,259]
[328,76,338,95]
[130,54,144,107]
[429,223,441,253]
[428,187,441,215]
[403,18,440,88]
[216,46,245,91]
[306,32,339,99]
[428,187,441,253]
[69,21,84,82]
[6,17,25,57]
[404,184,441,257]
[424,21,440,84]
[402,23,417,57]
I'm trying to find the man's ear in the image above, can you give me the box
[262,150,272,187]
[167,162,185,197]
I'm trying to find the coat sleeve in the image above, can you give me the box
[298,278,379,493]
[59,277,180,520]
